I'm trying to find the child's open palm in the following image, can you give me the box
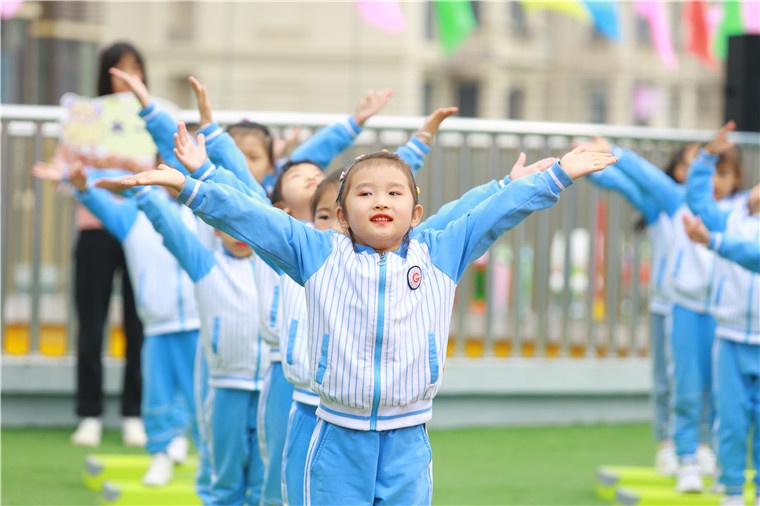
[354,88,394,126]
[682,214,710,246]
[109,67,150,108]
[188,76,214,127]
[114,164,186,194]
[559,146,617,180]
[173,122,207,173]
[416,106,458,145]
[31,158,66,184]
[704,121,735,156]
[510,153,558,181]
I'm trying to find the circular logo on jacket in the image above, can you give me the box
[407,266,422,290]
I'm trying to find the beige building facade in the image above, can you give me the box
[4,1,724,129]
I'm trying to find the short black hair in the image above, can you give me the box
[226,120,275,169]
[97,42,146,97]
[269,159,320,205]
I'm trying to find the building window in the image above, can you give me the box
[635,17,651,47]
[508,1,528,37]
[423,80,434,116]
[457,82,480,118]
[589,83,608,124]
[169,1,195,41]
[507,88,524,120]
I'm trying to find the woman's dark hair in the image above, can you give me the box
[269,159,320,205]
[335,151,418,248]
[310,169,344,219]
[226,120,275,169]
[97,42,146,96]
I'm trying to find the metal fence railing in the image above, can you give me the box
[3,104,759,359]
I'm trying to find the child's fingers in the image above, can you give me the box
[197,133,205,151]
[188,76,202,93]
[514,152,526,168]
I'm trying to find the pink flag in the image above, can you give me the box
[1,0,24,19]
[355,0,406,33]
[634,0,677,68]
[744,0,760,34]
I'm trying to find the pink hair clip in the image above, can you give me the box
[339,170,347,181]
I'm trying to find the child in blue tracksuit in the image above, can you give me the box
[67,164,200,489]
[582,137,701,476]
[131,185,270,506]
[683,128,760,506]
[611,125,746,493]
[121,135,615,504]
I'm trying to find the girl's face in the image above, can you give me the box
[110,53,144,94]
[313,183,343,233]
[233,133,273,184]
[279,163,325,221]
[217,230,253,258]
[337,163,422,253]
[713,154,742,201]
[672,143,700,184]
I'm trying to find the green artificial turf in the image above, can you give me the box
[1,423,653,505]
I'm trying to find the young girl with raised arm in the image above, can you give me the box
[683,122,759,506]
[118,121,614,503]
[605,123,745,493]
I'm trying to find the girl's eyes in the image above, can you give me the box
[316,214,329,221]
[389,191,401,196]
[358,191,371,197]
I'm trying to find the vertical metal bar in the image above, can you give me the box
[535,201,550,357]
[512,222,525,356]
[560,178,575,356]
[483,136,499,357]
[30,122,44,353]
[67,204,78,354]
[606,196,620,356]
[455,139,471,356]
[630,230,642,356]
[585,186,599,356]
[1,121,10,350]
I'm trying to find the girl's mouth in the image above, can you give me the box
[371,214,392,222]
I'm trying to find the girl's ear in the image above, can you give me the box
[410,204,423,228]
[336,206,349,229]
[273,201,291,215]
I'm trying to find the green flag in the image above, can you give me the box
[434,0,477,54]
[713,0,745,60]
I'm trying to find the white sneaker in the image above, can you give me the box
[70,417,102,447]
[655,444,678,476]
[122,417,147,447]
[697,446,717,475]
[142,452,173,486]
[719,495,745,506]
[710,479,726,494]
[166,435,189,464]
[676,462,704,493]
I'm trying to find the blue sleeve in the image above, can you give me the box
[289,116,361,169]
[396,137,431,175]
[138,102,188,175]
[135,188,215,282]
[586,167,660,225]
[612,146,684,217]
[686,150,730,232]
[425,161,572,282]
[710,232,760,274]
[192,159,269,203]
[197,122,262,195]
[176,177,333,285]
[74,187,138,242]
[416,179,503,233]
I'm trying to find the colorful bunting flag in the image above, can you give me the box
[713,0,746,59]
[743,0,760,34]
[1,0,24,19]
[521,1,592,25]
[583,1,621,41]
[634,0,677,68]
[355,0,406,34]
[433,0,477,54]
[684,1,715,67]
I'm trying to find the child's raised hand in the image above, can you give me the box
[510,153,558,181]
[354,88,394,126]
[94,176,133,194]
[273,127,303,160]
[31,158,66,183]
[559,146,617,180]
[682,214,710,246]
[118,164,186,193]
[416,106,458,145]
[188,76,214,127]
[704,121,736,156]
[68,160,88,192]
[173,122,207,173]
[109,67,150,108]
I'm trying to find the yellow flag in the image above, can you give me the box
[521,1,591,24]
